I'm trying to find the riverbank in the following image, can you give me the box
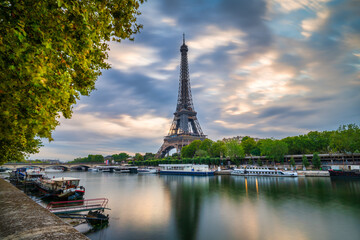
[0,179,88,240]
[215,169,330,177]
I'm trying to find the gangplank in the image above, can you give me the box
[47,198,109,214]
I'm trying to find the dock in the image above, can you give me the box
[0,179,88,239]
[47,198,109,214]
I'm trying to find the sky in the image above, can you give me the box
[31,0,360,161]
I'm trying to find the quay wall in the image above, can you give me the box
[0,179,88,240]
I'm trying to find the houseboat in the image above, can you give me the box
[159,164,215,176]
[35,177,85,200]
[9,167,46,182]
[231,166,298,177]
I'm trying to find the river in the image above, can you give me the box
[47,171,360,240]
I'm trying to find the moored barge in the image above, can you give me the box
[231,166,298,177]
[159,164,215,176]
[329,169,360,178]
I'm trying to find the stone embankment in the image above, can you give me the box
[0,179,88,240]
[297,170,330,177]
[215,169,330,177]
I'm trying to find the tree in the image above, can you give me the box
[143,152,155,160]
[181,140,202,158]
[290,157,295,167]
[302,155,309,169]
[330,124,360,153]
[112,152,129,162]
[134,153,144,161]
[210,140,226,158]
[312,152,321,169]
[259,139,288,164]
[195,149,209,158]
[241,137,256,155]
[225,140,244,166]
[199,139,213,154]
[181,145,190,158]
[0,0,145,164]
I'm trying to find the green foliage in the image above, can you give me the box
[290,157,295,167]
[0,0,145,164]
[312,152,321,169]
[330,124,360,154]
[241,137,257,155]
[195,149,209,157]
[70,154,104,163]
[210,140,226,158]
[112,152,129,162]
[199,139,213,154]
[181,140,202,158]
[281,131,332,155]
[134,153,143,161]
[302,155,309,168]
[259,139,288,163]
[225,140,244,166]
[143,152,155,160]
[256,157,263,166]
[250,147,261,156]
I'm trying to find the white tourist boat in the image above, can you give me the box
[159,164,215,176]
[231,166,298,177]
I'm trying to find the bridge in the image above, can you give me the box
[3,162,115,171]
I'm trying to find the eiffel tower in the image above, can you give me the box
[156,34,206,158]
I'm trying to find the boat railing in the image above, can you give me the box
[46,198,109,214]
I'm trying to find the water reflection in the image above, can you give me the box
[160,175,210,240]
[48,172,360,240]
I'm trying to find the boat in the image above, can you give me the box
[231,166,298,177]
[137,167,158,174]
[159,164,215,176]
[86,210,109,226]
[9,167,47,182]
[88,167,99,172]
[0,167,12,174]
[44,167,64,173]
[35,177,85,200]
[329,169,360,178]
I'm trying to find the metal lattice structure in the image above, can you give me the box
[156,35,206,158]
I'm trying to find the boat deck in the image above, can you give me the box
[47,198,109,214]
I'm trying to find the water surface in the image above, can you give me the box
[49,172,360,240]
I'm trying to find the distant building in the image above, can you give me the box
[222,136,262,144]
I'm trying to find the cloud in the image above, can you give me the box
[187,26,245,61]
[301,9,330,38]
[269,0,330,13]
[107,42,160,73]
[59,112,170,140]
[30,0,360,161]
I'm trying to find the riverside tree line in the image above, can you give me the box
[69,124,360,169]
